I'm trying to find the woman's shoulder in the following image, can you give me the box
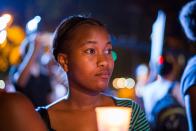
[112,96,140,108]
[48,96,68,109]
[112,96,144,117]
[36,97,68,131]
[37,97,68,114]
[112,96,150,130]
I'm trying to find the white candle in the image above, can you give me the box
[95,107,132,131]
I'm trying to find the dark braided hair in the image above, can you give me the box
[52,15,107,61]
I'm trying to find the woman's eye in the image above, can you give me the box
[105,48,112,54]
[85,48,96,54]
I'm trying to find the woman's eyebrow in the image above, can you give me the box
[82,41,112,45]
[107,41,112,45]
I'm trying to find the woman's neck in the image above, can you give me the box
[67,87,104,110]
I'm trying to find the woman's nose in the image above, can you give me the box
[97,54,108,67]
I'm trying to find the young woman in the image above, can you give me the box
[38,15,150,131]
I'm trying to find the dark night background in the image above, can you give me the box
[0,0,195,80]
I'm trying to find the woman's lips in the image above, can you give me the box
[95,71,111,79]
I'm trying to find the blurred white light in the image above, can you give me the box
[116,78,126,89]
[150,10,166,68]
[26,16,41,34]
[41,53,51,65]
[0,80,5,89]
[113,77,136,89]
[55,84,67,98]
[136,64,149,77]
[0,30,7,44]
[2,14,12,23]
[125,78,135,89]
[0,14,12,30]
[112,78,119,89]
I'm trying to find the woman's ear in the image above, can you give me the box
[57,53,68,72]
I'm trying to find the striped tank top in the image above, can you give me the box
[37,97,150,131]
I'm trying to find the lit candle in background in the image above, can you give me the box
[95,107,132,131]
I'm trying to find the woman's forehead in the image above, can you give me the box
[69,24,110,44]
[71,24,108,35]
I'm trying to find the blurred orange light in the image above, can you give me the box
[0,39,7,48]
[7,26,25,45]
[117,88,136,99]
[0,57,8,72]
[9,47,21,65]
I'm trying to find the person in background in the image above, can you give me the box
[0,80,47,131]
[179,1,196,130]
[37,15,150,131]
[140,54,184,126]
[11,32,54,107]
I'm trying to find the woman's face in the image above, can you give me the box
[65,24,114,94]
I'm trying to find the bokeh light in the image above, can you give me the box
[112,51,117,62]
[9,47,21,65]
[0,30,7,44]
[7,26,26,45]
[112,77,136,89]
[26,16,41,34]
[0,80,5,89]
[125,78,135,89]
[116,78,126,89]
[0,13,13,30]
[0,13,26,73]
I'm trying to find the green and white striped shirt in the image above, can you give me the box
[37,96,150,131]
[114,97,150,131]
